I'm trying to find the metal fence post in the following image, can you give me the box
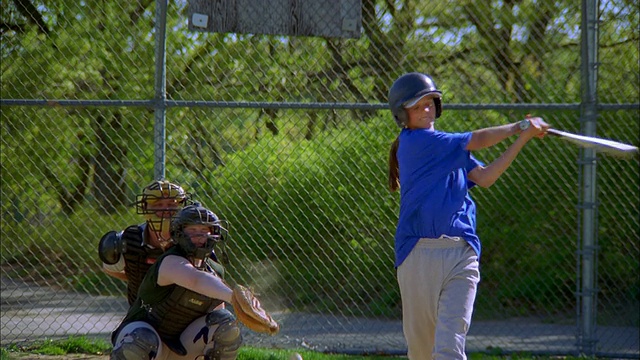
[153,0,168,180]
[578,0,599,354]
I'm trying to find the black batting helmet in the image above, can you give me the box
[388,72,442,128]
[170,204,227,267]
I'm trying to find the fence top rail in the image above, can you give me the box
[2,99,638,111]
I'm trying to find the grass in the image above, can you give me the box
[0,337,596,360]
[0,337,110,358]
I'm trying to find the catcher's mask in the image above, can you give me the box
[170,204,228,268]
[135,180,191,246]
[388,72,442,128]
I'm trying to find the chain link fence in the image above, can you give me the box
[1,0,638,357]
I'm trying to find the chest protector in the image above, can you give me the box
[122,225,165,305]
[146,264,224,341]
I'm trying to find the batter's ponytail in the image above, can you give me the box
[388,135,400,192]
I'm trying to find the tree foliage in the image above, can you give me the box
[1,0,638,213]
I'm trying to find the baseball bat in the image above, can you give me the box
[546,128,639,158]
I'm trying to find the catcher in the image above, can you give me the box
[110,204,279,360]
[99,180,192,305]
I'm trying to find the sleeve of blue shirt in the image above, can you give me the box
[467,154,484,189]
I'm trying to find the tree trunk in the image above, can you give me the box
[93,111,128,213]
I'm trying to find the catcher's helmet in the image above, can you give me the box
[388,72,442,128]
[136,180,189,213]
[135,180,191,244]
[170,204,227,267]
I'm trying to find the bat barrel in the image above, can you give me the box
[546,128,639,159]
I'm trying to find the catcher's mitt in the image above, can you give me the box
[231,285,279,335]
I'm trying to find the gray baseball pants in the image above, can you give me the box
[397,237,480,360]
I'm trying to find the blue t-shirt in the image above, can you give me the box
[394,128,483,268]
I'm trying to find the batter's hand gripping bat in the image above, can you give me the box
[546,129,639,159]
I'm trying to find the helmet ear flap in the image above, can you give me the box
[434,98,442,118]
[395,110,408,128]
